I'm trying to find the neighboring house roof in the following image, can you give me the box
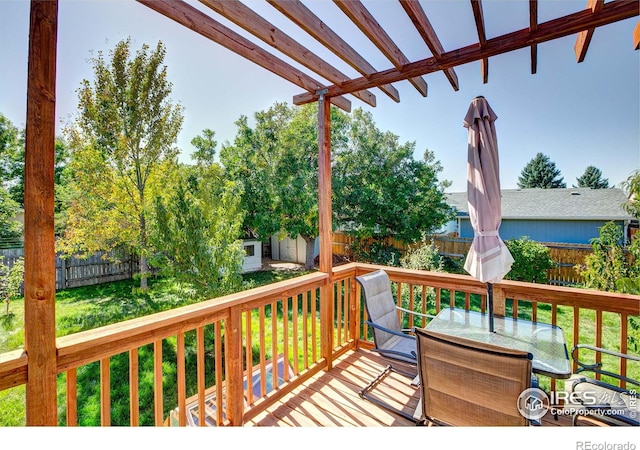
[447,188,634,221]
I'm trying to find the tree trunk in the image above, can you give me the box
[303,235,317,270]
[139,211,148,291]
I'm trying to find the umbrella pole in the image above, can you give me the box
[487,282,495,333]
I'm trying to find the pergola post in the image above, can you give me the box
[24,0,59,425]
[317,93,334,370]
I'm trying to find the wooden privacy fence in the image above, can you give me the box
[0,248,138,291]
[332,232,595,286]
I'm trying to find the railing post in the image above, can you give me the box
[225,306,244,425]
[317,91,334,370]
[24,0,59,426]
[493,285,506,317]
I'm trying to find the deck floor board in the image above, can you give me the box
[245,348,579,427]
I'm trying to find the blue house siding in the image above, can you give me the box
[459,219,626,244]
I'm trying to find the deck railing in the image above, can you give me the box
[0,263,638,426]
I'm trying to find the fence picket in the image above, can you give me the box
[0,248,138,291]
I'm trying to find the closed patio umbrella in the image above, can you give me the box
[463,96,514,332]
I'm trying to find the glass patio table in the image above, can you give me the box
[425,307,571,379]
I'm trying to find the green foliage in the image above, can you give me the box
[622,170,640,219]
[333,109,452,246]
[0,258,24,315]
[504,237,555,283]
[576,223,640,351]
[221,102,348,269]
[517,152,566,189]
[0,188,22,247]
[575,165,609,189]
[400,235,444,272]
[151,159,245,297]
[58,38,184,290]
[348,239,403,266]
[577,221,636,292]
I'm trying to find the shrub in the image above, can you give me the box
[400,236,444,272]
[504,237,555,283]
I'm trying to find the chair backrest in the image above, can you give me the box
[355,270,401,349]
[415,328,533,426]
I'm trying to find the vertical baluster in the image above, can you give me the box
[292,296,299,375]
[302,291,309,369]
[464,292,470,311]
[196,326,205,427]
[129,348,139,426]
[435,287,442,313]
[283,296,289,382]
[245,311,253,405]
[409,284,415,328]
[512,299,518,319]
[66,368,77,426]
[595,310,603,382]
[621,313,629,389]
[259,305,266,397]
[215,322,223,425]
[154,340,163,426]
[336,281,343,346]
[572,307,579,374]
[311,290,318,362]
[177,332,186,427]
[100,357,110,426]
[271,301,279,390]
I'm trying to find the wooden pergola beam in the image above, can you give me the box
[530,0,538,74]
[297,0,638,103]
[200,0,376,107]
[268,0,400,103]
[399,0,459,91]
[24,0,58,426]
[633,19,640,49]
[334,0,429,97]
[574,0,604,63]
[136,0,352,112]
[470,0,489,84]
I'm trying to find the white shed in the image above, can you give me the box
[242,239,262,273]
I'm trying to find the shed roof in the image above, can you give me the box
[447,187,634,220]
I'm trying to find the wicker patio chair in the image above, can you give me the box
[564,344,639,426]
[355,269,433,422]
[414,327,534,426]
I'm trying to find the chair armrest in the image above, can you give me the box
[396,306,435,320]
[364,320,415,340]
[571,344,640,387]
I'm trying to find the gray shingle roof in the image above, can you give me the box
[447,188,634,220]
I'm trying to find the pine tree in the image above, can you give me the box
[517,153,566,189]
[575,166,609,189]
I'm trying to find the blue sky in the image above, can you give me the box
[1,0,638,193]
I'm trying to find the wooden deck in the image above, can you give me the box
[243,348,575,427]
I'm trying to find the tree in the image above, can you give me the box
[576,221,636,292]
[333,109,452,258]
[58,38,184,290]
[575,166,609,189]
[0,258,24,315]
[622,170,640,219]
[0,188,21,248]
[517,153,566,189]
[151,146,245,296]
[221,102,348,269]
